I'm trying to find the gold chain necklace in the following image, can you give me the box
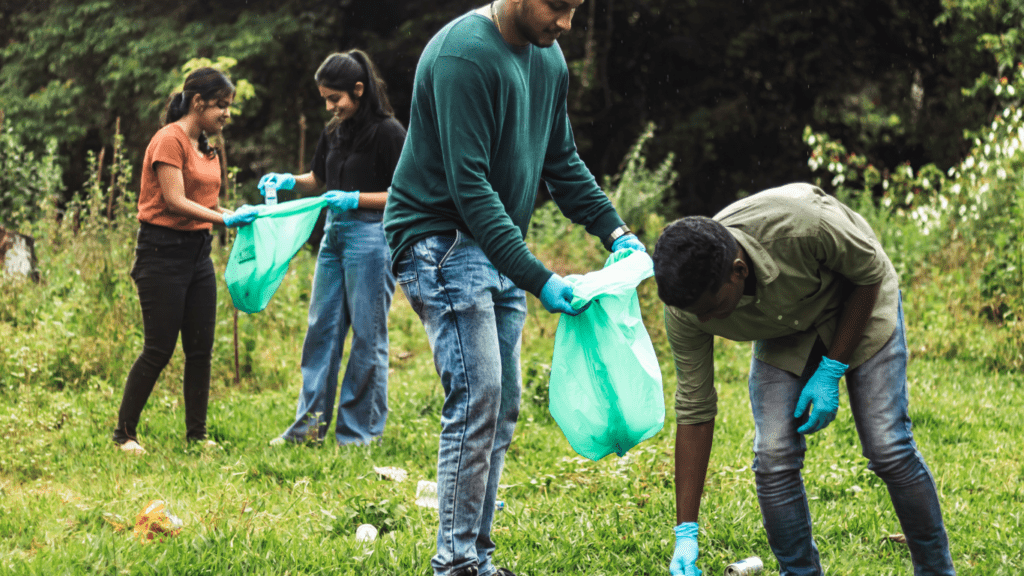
[490,0,502,36]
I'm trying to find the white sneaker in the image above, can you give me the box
[268,437,286,447]
[120,440,146,455]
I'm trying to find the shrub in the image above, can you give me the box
[804,68,1024,369]
[0,122,63,229]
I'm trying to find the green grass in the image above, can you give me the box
[1,233,1022,575]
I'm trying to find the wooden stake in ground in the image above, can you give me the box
[298,112,307,172]
[214,135,242,385]
[107,117,120,220]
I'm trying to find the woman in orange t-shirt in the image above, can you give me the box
[113,67,258,455]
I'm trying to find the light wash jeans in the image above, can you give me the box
[749,294,954,575]
[395,232,527,576]
[279,211,395,446]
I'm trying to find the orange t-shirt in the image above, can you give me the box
[136,123,222,231]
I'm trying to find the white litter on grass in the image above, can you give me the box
[355,523,378,542]
[373,466,409,483]
[415,480,439,509]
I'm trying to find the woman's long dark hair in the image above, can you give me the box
[314,50,394,150]
[162,67,235,157]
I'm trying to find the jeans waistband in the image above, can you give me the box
[328,209,384,223]
[139,221,212,238]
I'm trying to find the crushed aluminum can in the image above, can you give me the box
[724,556,763,575]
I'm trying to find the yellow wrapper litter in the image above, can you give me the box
[133,500,183,543]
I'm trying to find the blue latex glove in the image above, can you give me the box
[223,205,259,228]
[670,522,701,576]
[539,273,583,316]
[794,356,849,434]
[323,190,360,213]
[612,233,646,253]
[258,173,296,195]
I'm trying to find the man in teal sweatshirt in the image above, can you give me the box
[383,1,643,575]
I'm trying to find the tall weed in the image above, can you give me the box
[803,66,1024,369]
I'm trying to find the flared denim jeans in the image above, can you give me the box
[396,232,527,576]
[749,295,954,575]
[279,211,395,446]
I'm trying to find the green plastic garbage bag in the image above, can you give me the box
[548,249,664,461]
[225,197,328,314]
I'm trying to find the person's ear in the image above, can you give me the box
[190,93,205,113]
[731,258,747,283]
[353,82,365,99]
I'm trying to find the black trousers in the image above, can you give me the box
[113,222,217,444]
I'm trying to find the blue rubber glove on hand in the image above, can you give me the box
[323,190,360,213]
[670,522,702,576]
[612,233,646,253]
[540,273,584,316]
[794,356,848,434]
[258,173,296,195]
[223,205,259,228]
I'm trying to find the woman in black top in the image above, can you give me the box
[259,50,406,446]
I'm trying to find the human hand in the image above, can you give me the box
[223,205,260,228]
[794,356,848,434]
[258,173,296,195]
[670,522,701,576]
[540,273,584,316]
[612,233,646,253]
[323,190,360,213]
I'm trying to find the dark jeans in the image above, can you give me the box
[112,222,217,444]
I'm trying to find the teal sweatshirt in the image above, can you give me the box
[383,12,624,297]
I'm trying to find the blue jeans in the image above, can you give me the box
[749,295,954,575]
[279,212,395,445]
[395,232,527,576]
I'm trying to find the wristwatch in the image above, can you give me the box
[604,224,631,250]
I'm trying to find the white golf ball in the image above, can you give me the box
[355,523,378,542]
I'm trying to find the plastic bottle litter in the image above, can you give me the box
[724,556,763,575]
[264,184,278,206]
[415,480,439,509]
[355,523,378,543]
[133,500,183,544]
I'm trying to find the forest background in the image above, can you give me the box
[2,0,1024,574]
[0,0,1019,214]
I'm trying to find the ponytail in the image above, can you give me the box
[160,67,235,157]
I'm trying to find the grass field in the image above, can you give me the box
[1,227,1022,575]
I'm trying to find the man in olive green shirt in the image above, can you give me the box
[653,184,954,576]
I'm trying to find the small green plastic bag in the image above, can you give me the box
[548,249,664,461]
[225,197,327,314]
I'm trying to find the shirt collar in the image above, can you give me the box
[727,227,779,286]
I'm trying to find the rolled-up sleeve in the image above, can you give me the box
[665,306,718,425]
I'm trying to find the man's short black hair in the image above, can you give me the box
[652,216,739,309]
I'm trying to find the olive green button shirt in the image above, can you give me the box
[665,183,899,425]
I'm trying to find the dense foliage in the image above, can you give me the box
[1,0,1017,217]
